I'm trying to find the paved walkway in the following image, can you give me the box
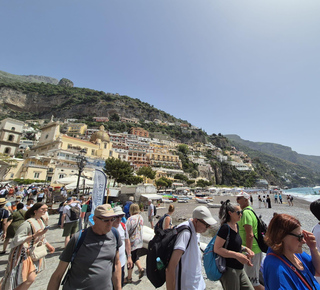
[0,211,222,289]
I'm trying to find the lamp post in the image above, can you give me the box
[75,149,87,198]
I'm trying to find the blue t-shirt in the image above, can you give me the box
[263,250,320,289]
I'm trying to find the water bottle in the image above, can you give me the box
[156,257,165,270]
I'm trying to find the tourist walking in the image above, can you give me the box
[266,195,271,208]
[112,206,133,287]
[1,203,55,290]
[47,204,122,290]
[214,200,254,290]
[148,199,155,229]
[278,192,283,204]
[258,195,262,209]
[125,203,144,284]
[0,198,9,255]
[162,204,175,230]
[263,213,320,289]
[236,192,264,290]
[60,197,81,247]
[310,199,320,284]
[166,206,217,290]
[2,203,26,254]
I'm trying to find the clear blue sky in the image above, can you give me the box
[1,1,320,155]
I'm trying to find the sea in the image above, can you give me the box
[283,187,320,203]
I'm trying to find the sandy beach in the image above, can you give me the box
[0,194,317,290]
[123,194,319,290]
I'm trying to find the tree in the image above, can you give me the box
[155,177,173,189]
[177,144,189,155]
[109,113,120,122]
[127,176,144,185]
[196,179,211,188]
[136,166,156,180]
[104,157,134,186]
[174,173,188,182]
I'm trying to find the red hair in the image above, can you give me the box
[264,213,301,255]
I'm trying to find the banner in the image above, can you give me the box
[91,169,108,215]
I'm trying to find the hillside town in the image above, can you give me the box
[0,117,257,189]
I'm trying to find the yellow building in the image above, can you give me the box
[15,122,117,183]
[67,123,88,136]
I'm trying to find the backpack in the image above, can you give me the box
[243,208,268,253]
[123,202,132,219]
[203,225,230,281]
[154,214,169,234]
[69,204,80,221]
[147,224,192,289]
[153,204,157,216]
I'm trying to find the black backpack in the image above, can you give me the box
[153,205,157,216]
[69,205,80,221]
[243,208,268,253]
[147,225,192,289]
[154,214,169,234]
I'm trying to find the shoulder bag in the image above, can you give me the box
[28,220,47,261]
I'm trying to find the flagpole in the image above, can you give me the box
[106,182,110,203]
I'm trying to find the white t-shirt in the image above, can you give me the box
[116,223,127,267]
[173,219,205,290]
[313,223,320,283]
[63,202,81,223]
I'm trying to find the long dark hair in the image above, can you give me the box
[218,199,239,225]
[25,202,45,220]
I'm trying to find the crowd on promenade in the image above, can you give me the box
[0,184,320,289]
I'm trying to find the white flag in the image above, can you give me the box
[91,169,108,215]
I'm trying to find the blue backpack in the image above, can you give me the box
[203,225,230,281]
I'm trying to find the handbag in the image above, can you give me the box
[203,224,230,281]
[28,220,48,261]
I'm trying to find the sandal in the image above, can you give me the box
[139,268,145,279]
[124,277,132,284]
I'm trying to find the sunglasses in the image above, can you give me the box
[288,233,304,242]
[236,210,243,215]
[198,219,211,229]
[96,216,116,223]
[115,215,124,219]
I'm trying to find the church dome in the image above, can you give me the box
[90,125,110,143]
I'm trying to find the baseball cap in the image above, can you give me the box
[193,206,217,226]
[236,192,250,200]
[113,206,125,216]
[94,204,115,218]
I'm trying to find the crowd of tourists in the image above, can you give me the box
[1,184,320,289]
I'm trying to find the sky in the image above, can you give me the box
[1,0,320,155]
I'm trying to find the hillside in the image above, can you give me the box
[0,70,59,85]
[1,70,320,187]
[226,135,320,187]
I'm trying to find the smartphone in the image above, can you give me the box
[44,226,50,230]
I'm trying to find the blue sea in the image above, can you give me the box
[283,187,320,203]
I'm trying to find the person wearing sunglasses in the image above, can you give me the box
[237,191,264,290]
[166,206,217,290]
[47,204,122,290]
[214,200,254,290]
[263,213,320,290]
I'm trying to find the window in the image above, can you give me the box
[11,127,15,131]
[45,134,49,139]
[91,149,95,155]
[4,147,11,154]
[8,135,14,142]
[10,173,14,178]
[59,174,65,179]
[34,172,40,178]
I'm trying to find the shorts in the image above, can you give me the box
[131,248,141,264]
[244,251,263,287]
[148,216,154,223]
[63,221,78,237]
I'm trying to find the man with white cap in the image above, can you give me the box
[47,204,122,290]
[148,199,155,229]
[237,192,264,290]
[166,206,217,290]
[112,206,133,287]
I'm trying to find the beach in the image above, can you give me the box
[0,194,317,289]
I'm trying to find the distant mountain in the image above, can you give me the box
[226,134,320,173]
[0,70,59,85]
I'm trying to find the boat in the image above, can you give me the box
[177,198,189,203]
[207,202,221,208]
[195,197,209,204]
[162,198,173,203]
